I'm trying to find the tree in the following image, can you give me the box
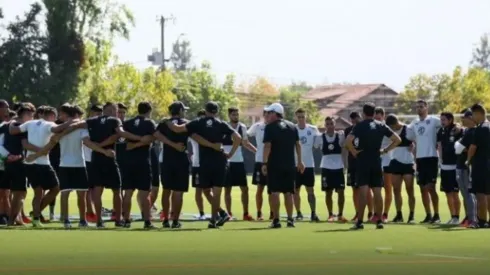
[170,38,192,71]
[471,34,490,70]
[0,3,50,105]
[460,67,490,110]
[395,73,450,114]
[237,77,279,111]
[279,85,320,125]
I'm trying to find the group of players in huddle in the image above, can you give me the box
[0,98,489,230]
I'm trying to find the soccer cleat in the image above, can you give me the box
[96,221,105,229]
[162,220,171,228]
[86,213,97,223]
[114,221,124,227]
[310,214,320,222]
[446,218,459,225]
[102,207,112,214]
[144,223,156,230]
[63,220,72,229]
[269,219,282,229]
[350,223,364,230]
[430,215,441,224]
[257,216,264,221]
[198,215,207,221]
[32,219,43,228]
[376,222,384,229]
[22,215,32,224]
[467,222,479,229]
[208,221,219,229]
[0,216,7,226]
[420,214,432,224]
[295,213,304,221]
[171,222,182,229]
[382,214,388,223]
[78,220,89,228]
[123,220,131,228]
[216,212,231,226]
[337,216,348,223]
[287,218,295,228]
[49,213,55,222]
[392,215,404,223]
[327,215,336,222]
[243,214,255,221]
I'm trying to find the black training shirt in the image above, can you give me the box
[2,122,28,157]
[437,125,463,165]
[344,125,356,170]
[457,127,475,169]
[123,116,157,164]
[471,121,490,167]
[185,116,234,167]
[86,115,121,162]
[157,117,189,164]
[350,119,394,161]
[263,119,299,169]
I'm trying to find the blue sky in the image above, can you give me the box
[2,0,490,91]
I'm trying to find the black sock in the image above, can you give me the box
[257,211,262,218]
[144,220,151,225]
[273,218,280,224]
[377,219,382,225]
[270,211,273,217]
[426,212,432,217]
[455,215,460,219]
[367,212,373,218]
[409,211,414,218]
[383,212,387,217]
[244,211,249,216]
[297,211,302,216]
[199,211,204,216]
[356,219,363,226]
[338,212,343,217]
[218,209,226,216]
[311,211,316,216]
[433,213,439,217]
[329,212,333,216]
[397,211,402,216]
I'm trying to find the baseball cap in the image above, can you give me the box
[169,101,189,114]
[264,103,284,115]
[463,109,473,118]
[205,101,219,114]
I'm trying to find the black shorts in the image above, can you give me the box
[347,168,356,187]
[25,164,59,190]
[355,159,383,188]
[122,162,152,191]
[321,168,345,191]
[4,161,27,191]
[389,159,415,175]
[85,162,94,188]
[267,166,295,194]
[0,170,7,189]
[191,167,200,188]
[295,167,315,188]
[225,162,247,187]
[440,169,458,193]
[471,162,490,195]
[59,167,89,191]
[199,164,227,189]
[91,154,121,189]
[416,157,438,186]
[382,165,392,174]
[252,163,267,186]
[161,160,190,192]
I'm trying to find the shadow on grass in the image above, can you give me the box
[0,226,205,232]
[228,227,276,231]
[314,228,360,233]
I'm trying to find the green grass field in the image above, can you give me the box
[0,176,489,275]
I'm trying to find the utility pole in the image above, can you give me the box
[158,15,175,71]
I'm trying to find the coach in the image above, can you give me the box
[262,103,304,228]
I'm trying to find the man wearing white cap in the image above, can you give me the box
[262,103,304,228]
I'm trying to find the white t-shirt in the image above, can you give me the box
[60,129,88,167]
[20,119,56,165]
[381,136,393,167]
[391,126,415,164]
[190,138,199,167]
[314,131,345,170]
[295,124,320,168]
[407,116,441,159]
[223,123,248,163]
[247,121,266,163]
[83,144,92,162]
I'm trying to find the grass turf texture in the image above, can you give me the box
[0,175,489,275]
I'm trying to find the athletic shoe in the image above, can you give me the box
[310,214,320,222]
[327,215,336,222]
[96,221,105,229]
[63,220,72,229]
[243,214,255,221]
[49,213,55,221]
[216,212,231,226]
[0,216,7,226]
[162,220,170,228]
[257,216,264,221]
[208,221,219,229]
[144,222,156,230]
[171,222,182,229]
[467,222,479,229]
[114,221,124,228]
[376,222,384,229]
[392,215,404,223]
[102,207,112,214]
[295,213,304,221]
[287,218,295,228]
[269,219,282,229]
[446,218,459,225]
[32,219,43,228]
[420,214,432,224]
[123,220,131,228]
[337,216,348,223]
[198,215,207,221]
[430,215,441,224]
[86,213,97,223]
[350,223,364,230]
[22,215,32,224]
[382,214,388,223]
[459,217,469,227]
[78,220,89,228]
